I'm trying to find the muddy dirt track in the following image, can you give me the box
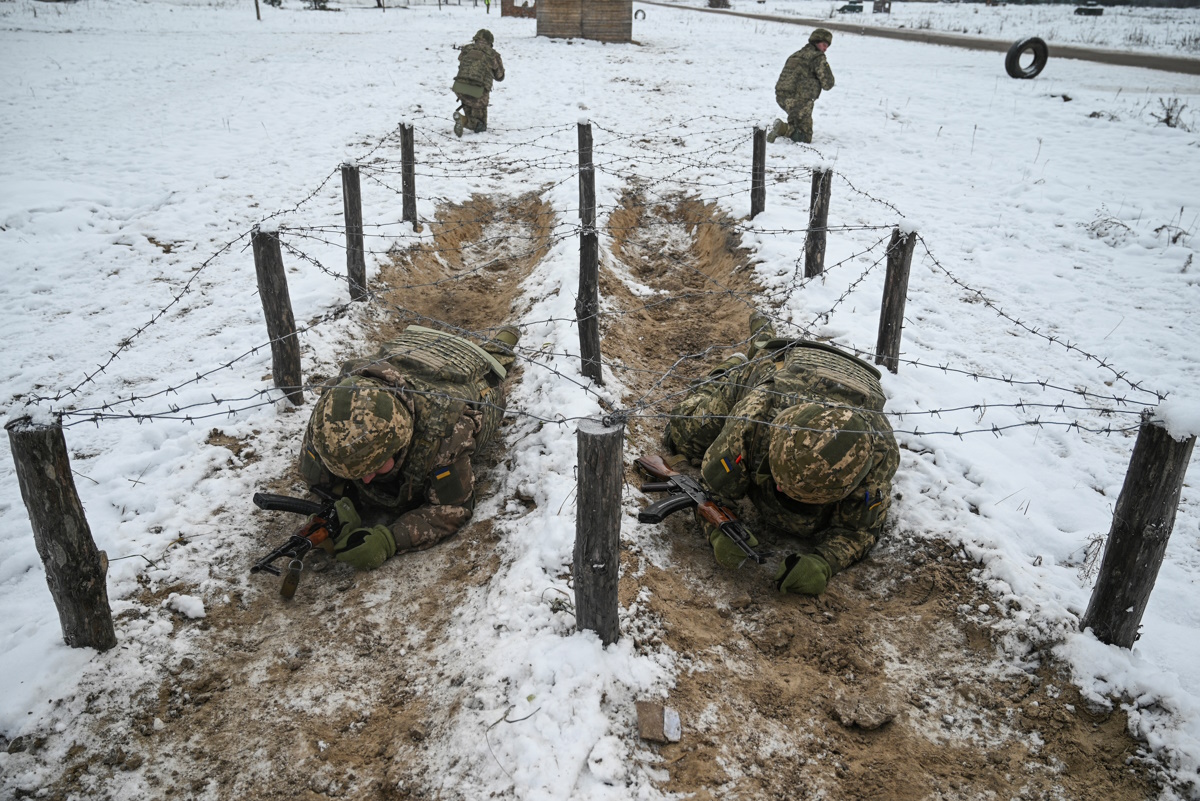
[23,190,1165,801]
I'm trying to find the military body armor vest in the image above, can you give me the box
[767,341,885,413]
[456,43,495,90]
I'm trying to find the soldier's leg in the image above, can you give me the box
[666,360,754,463]
[788,101,815,144]
[462,94,490,133]
[747,309,777,361]
[475,95,490,132]
[453,93,469,137]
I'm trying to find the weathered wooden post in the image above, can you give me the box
[1081,411,1196,648]
[577,121,603,384]
[874,226,918,374]
[251,226,305,405]
[341,163,368,302]
[803,168,832,278]
[751,127,766,220]
[400,123,418,232]
[7,416,117,651]
[574,416,624,645]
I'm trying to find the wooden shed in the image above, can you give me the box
[537,0,632,43]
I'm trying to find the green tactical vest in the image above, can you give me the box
[456,43,495,91]
[764,340,886,413]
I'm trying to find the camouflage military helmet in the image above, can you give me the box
[810,28,833,45]
[474,28,494,46]
[310,376,413,480]
[769,403,873,505]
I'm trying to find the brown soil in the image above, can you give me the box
[22,190,1165,801]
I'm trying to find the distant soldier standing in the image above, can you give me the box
[665,311,899,595]
[452,29,505,138]
[769,28,835,144]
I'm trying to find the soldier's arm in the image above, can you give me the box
[388,412,481,553]
[492,51,505,82]
[699,386,775,503]
[817,56,835,91]
[667,360,762,463]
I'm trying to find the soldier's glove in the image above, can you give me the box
[333,525,397,571]
[333,497,361,532]
[708,527,760,569]
[775,553,832,595]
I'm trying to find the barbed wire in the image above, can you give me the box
[25,116,1169,448]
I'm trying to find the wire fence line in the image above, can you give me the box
[18,116,1166,448]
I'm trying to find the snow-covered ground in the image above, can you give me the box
[2,0,1200,797]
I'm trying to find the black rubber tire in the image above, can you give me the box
[1005,37,1049,79]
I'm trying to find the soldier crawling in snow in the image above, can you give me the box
[298,324,519,570]
[452,28,505,138]
[664,311,899,595]
[768,28,836,145]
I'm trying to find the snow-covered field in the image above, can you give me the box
[2,0,1200,797]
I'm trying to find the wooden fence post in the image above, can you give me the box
[1081,412,1196,648]
[251,226,305,405]
[577,121,603,384]
[400,123,418,232]
[575,416,624,645]
[751,127,766,219]
[803,168,832,278]
[6,416,116,651]
[874,227,917,374]
[341,163,368,302]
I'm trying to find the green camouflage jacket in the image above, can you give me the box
[455,40,505,93]
[775,43,835,109]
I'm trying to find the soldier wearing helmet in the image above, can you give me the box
[665,310,899,595]
[452,29,505,138]
[768,28,835,145]
[298,324,520,570]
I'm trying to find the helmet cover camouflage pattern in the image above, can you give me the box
[475,28,494,46]
[810,28,833,45]
[769,403,873,504]
[310,376,413,480]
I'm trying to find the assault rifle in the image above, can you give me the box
[634,454,765,565]
[251,487,340,599]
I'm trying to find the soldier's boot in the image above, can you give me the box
[748,309,776,360]
[708,352,748,376]
[793,129,812,144]
[766,119,789,143]
[494,325,520,349]
[481,324,521,369]
[453,112,465,138]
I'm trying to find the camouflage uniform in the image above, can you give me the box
[667,314,899,581]
[452,29,505,136]
[300,325,517,558]
[770,29,835,144]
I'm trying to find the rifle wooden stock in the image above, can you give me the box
[635,453,676,479]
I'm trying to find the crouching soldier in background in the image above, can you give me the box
[299,324,520,570]
[452,28,505,138]
[768,28,835,145]
[665,310,899,595]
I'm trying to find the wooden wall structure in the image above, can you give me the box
[537,0,632,43]
[501,0,536,19]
